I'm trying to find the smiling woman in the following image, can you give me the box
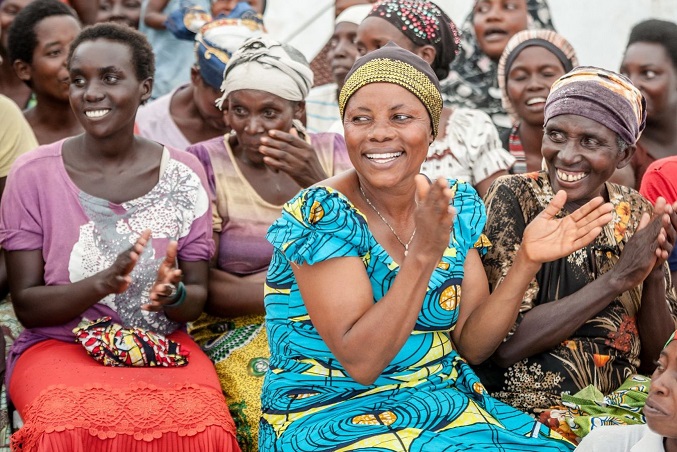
[257,42,615,451]
[0,22,240,451]
[478,67,677,441]
[441,0,554,135]
[497,29,577,174]
[7,0,83,144]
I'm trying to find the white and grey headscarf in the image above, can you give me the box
[215,36,314,109]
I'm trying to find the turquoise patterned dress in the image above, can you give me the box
[261,181,574,451]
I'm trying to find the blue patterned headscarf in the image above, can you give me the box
[195,17,266,89]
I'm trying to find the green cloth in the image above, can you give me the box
[562,374,649,438]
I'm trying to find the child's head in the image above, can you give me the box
[211,0,264,18]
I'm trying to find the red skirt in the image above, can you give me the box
[9,331,241,452]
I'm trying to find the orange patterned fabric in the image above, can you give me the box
[9,332,239,452]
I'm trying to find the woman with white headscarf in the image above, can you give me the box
[186,37,352,452]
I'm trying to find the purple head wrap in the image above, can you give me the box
[544,66,646,145]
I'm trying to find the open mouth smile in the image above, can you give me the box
[365,152,403,164]
[85,109,111,119]
[556,169,587,182]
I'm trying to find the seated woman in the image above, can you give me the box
[620,19,677,189]
[8,0,83,145]
[497,29,577,174]
[259,42,615,451]
[441,0,555,135]
[478,67,677,418]
[186,36,351,452]
[0,23,239,451]
[576,330,677,451]
[136,16,265,150]
[356,0,515,197]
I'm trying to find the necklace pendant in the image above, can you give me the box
[404,245,408,257]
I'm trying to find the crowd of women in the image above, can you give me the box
[0,0,676,451]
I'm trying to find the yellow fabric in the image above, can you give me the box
[0,95,37,177]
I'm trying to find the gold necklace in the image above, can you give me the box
[359,184,416,256]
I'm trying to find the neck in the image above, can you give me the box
[640,119,677,146]
[33,94,79,128]
[665,437,677,452]
[518,121,545,158]
[358,177,417,221]
[80,128,137,162]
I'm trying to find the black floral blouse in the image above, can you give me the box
[476,171,677,413]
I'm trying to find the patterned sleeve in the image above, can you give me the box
[450,179,489,255]
[481,176,539,336]
[448,108,515,186]
[266,186,370,266]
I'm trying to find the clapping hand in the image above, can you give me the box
[259,127,328,187]
[520,190,614,264]
[101,229,151,295]
[143,240,183,312]
[410,176,457,260]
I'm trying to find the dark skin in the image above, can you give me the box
[0,0,33,108]
[7,38,208,328]
[204,89,330,317]
[70,0,99,25]
[169,67,228,145]
[356,16,507,198]
[13,15,83,144]
[491,117,677,374]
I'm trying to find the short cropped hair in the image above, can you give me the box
[68,22,155,81]
[7,0,77,65]
[627,19,677,70]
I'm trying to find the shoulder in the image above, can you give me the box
[0,94,24,121]
[166,145,207,176]
[577,424,653,452]
[11,140,64,174]
[185,136,224,160]
[645,156,677,178]
[310,132,345,149]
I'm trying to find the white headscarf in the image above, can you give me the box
[216,37,314,108]
[335,4,373,26]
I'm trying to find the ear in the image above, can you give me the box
[190,65,200,85]
[616,143,636,169]
[140,77,153,103]
[294,100,306,121]
[416,45,437,67]
[13,59,32,83]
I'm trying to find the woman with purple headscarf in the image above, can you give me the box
[480,67,677,430]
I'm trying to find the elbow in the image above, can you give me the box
[343,363,380,386]
[491,346,520,368]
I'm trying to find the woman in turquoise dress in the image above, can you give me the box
[261,43,615,451]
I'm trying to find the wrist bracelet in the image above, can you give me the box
[164,281,186,309]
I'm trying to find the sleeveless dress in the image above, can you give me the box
[260,181,574,451]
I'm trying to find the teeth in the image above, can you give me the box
[526,97,546,105]
[85,109,110,118]
[366,152,402,162]
[556,169,586,182]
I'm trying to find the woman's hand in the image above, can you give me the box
[259,128,328,187]
[143,240,183,312]
[408,176,456,261]
[520,190,614,264]
[99,229,151,295]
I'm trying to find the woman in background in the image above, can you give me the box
[441,0,554,135]
[497,29,577,174]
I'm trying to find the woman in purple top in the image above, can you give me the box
[0,23,239,451]
[186,37,351,451]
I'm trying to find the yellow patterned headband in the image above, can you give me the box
[338,57,443,137]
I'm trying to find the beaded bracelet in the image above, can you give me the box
[164,281,186,309]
